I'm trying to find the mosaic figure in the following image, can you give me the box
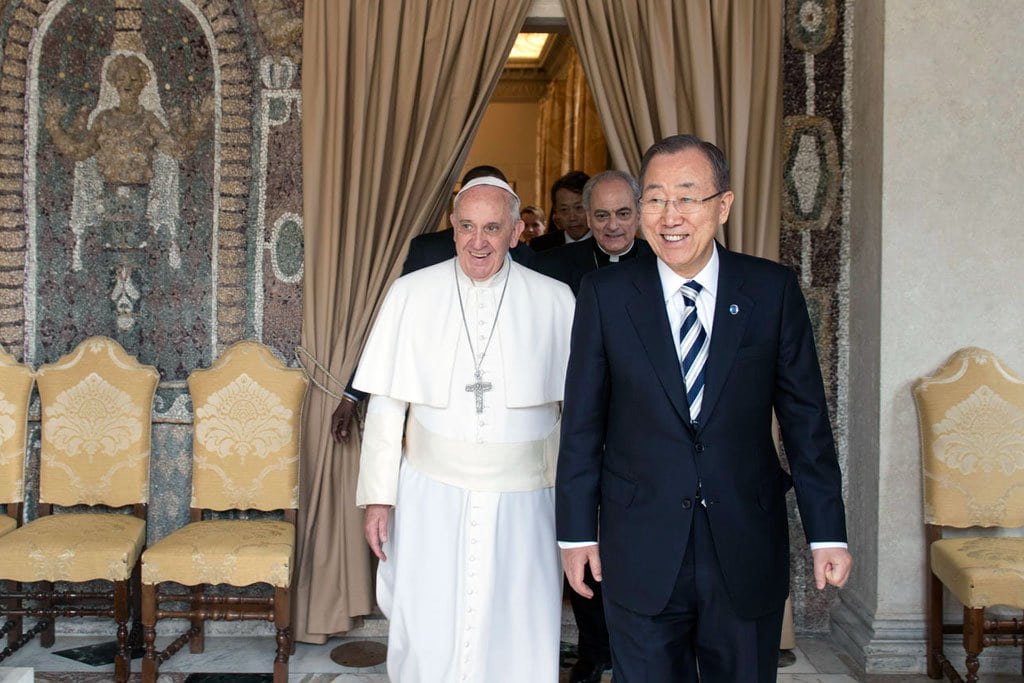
[44,52,213,330]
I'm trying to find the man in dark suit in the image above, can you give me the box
[556,135,852,682]
[529,170,590,252]
[331,165,535,440]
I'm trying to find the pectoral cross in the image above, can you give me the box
[465,369,492,414]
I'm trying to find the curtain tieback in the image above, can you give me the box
[294,346,347,400]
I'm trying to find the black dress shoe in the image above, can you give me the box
[569,657,612,683]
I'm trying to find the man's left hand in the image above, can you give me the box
[331,396,358,443]
[812,547,853,589]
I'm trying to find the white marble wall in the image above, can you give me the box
[838,0,1024,673]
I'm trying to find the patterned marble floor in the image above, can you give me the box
[1,633,1022,682]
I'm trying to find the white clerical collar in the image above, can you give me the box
[564,230,592,245]
[656,242,719,304]
[454,255,511,289]
[597,239,636,263]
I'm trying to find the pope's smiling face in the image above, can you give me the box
[451,185,523,281]
[640,148,733,278]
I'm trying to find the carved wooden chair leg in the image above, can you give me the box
[39,580,54,648]
[3,580,21,649]
[114,580,130,683]
[273,586,290,683]
[963,606,984,683]
[141,583,158,682]
[129,558,143,649]
[926,569,943,679]
[189,584,205,653]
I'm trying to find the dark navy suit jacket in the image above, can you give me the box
[528,229,566,252]
[555,244,846,619]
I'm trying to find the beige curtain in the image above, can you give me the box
[298,0,530,642]
[561,0,783,260]
[535,45,609,207]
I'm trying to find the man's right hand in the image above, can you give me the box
[364,504,391,561]
[561,544,602,598]
[331,396,358,443]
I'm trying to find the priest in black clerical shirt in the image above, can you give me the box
[535,169,649,683]
[537,170,651,296]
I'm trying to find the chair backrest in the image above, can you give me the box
[913,347,1024,528]
[35,336,159,507]
[188,341,308,512]
[0,346,33,508]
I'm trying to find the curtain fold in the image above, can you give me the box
[561,0,782,260]
[535,45,608,207]
[298,0,530,642]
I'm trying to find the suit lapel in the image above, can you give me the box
[625,255,694,430]
[698,245,752,426]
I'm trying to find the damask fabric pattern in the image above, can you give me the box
[913,346,1024,528]
[35,336,159,507]
[0,512,145,582]
[930,537,1024,609]
[141,519,293,588]
[0,346,32,505]
[187,341,307,512]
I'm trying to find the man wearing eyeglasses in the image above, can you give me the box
[556,134,852,682]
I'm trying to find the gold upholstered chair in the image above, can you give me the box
[0,336,158,681]
[913,347,1024,682]
[0,346,33,650]
[140,341,308,683]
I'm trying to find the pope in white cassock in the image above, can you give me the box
[354,176,575,682]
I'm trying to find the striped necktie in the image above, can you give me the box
[678,281,708,422]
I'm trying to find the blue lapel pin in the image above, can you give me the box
[729,304,739,315]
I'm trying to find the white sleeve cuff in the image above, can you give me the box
[558,540,598,549]
[809,541,848,551]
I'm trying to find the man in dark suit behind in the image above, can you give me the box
[556,135,852,682]
[529,170,591,252]
[537,169,650,683]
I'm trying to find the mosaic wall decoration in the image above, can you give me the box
[0,0,303,547]
[781,0,851,632]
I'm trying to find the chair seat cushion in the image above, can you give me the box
[142,520,294,588]
[0,513,145,582]
[931,537,1024,608]
[0,514,15,536]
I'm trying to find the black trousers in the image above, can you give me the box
[602,506,784,682]
[566,565,611,663]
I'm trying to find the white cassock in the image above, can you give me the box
[354,256,575,683]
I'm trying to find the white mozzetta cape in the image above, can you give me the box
[353,258,575,408]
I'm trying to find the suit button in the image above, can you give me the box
[682,498,692,509]
[695,442,705,453]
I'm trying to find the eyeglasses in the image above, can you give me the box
[639,190,725,215]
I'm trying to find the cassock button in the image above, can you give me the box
[695,442,705,453]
